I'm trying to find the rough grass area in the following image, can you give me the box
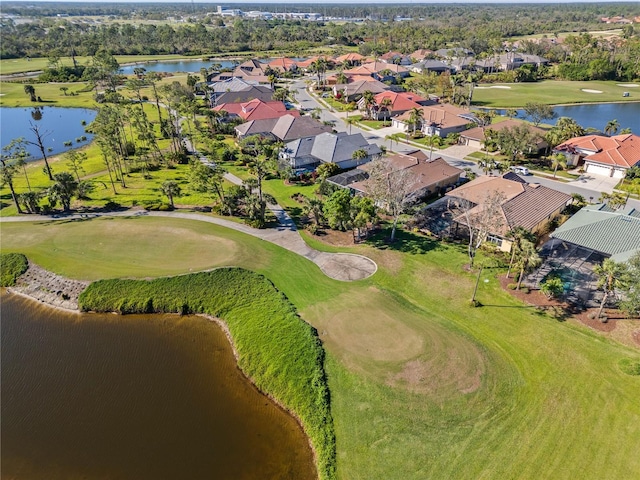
[0,252,28,286]
[1,218,640,480]
[473,80,639,107]
[79,267,335,480]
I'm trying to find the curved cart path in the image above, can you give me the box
[1,208,377,282]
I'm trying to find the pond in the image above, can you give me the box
[491,102,640,133]
[1,106,96,160]
[0,292,316,479]
[119,57,308,75]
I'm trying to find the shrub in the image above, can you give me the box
[540,276,564,299]
[507,283,517,290]
[79,269,336,480]
[0,253,28,287]
[619,359,640,376]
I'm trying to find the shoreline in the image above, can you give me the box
[4,263,321,478]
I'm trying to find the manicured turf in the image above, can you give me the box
[1,217,639,480]
[472,80,640,108]
[0,81,98,108]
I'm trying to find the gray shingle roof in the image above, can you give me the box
[551,204,640,262]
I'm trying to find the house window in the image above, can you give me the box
[486,235,503,247]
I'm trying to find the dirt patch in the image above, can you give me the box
[312,228,357,247]
[573,309,617,332]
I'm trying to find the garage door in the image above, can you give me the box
[612,168,626,179]
[585,163,612,177]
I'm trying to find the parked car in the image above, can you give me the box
[511,166,531,175]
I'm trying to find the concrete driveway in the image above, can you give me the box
[567,174,620,195]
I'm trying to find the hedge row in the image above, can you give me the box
[0,253,28,287]
[79,268,336,480]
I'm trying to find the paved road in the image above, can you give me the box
[291,77,637,208]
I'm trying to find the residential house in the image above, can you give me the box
[213,99,299,122]
[208,78,273,106]
[333,79,389,103]
[235,114,332,142]
[445,174,572,251]
[554,134,640,178]
[379,51,412,65]
[280,132,382,172]
[550,203,640,262]
[345,61,410,83]
[346,153,464,202]
[359,91,431,121]
[296,55,334,72]
[410,49,434,62]
[410,59,452,74]
[334,52,366,67]
[392,104,478,137]
[208,59,271,84]
[267,57,299,73]
[460,119,548,153]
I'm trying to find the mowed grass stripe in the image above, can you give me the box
[1,217,639,480]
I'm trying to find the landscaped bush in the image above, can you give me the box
[0,253,28,287]
[79,268,335,480]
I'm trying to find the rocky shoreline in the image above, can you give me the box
[7,261,89,312]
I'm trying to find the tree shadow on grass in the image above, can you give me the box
[366,227,442,255]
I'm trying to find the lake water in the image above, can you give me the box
[119,57,308,75]
[492,102,640,133]
[0,292,316,479]
[0,107,96,160]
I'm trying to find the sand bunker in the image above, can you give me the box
[617,83,639,87]
[581,89,603,93]
[475,85,512,89]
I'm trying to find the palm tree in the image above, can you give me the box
[161,180,181,208]
[604,119,620,136]
[505,227,535,278]
[550,153,567,178]
[479,156,496,176]
[303,196,324,226]
[379,97,393,125]
[407,107,424,136]
[593,258,629,319]
[336,71,348,85]
[313,57,327,89]
[24,84,36,102]
[361,90,376,119]
[516,240,541,290]
[60,86,69,96]
[351,149,368,165]
[344,117,356,134]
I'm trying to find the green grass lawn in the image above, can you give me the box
[1,217,639,480]
[0,81,98,108]
[473,80,640,108]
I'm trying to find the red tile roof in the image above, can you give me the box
[373,91,426,112]
[213,99,299,122]
[396,104,469,129]
[267,57,298,72]
[556,134,640,168]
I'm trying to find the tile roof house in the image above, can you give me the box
[346,153,464,202]
[410,49,434,62]
[267,57,299,73]
[332,79,389,102]
[345,62,410,82]
[460,119,548,152]
[334,52,366,66]
[208,59,271,84]
[554,134,640,179]
[235,114,332,142]
[280,132,382,172]
[410,59,452,74]
[359,91,431,120]
[393,104,478,137]
[379,51,412,65]
[445,174,572,251]
[213,99,299,122]
[207,78,274,106]
[550,203,640,262]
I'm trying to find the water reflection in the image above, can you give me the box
[1,292,316,479]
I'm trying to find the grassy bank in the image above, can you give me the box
[79,268,335,480]
[2,216,640,480]
[0,253,28,286]
[473,80,639,107]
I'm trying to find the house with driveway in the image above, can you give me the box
[235,114,332,142]
[392,104,478,137]
[554,133,640,179]
[359,91,431,121]
[213,99,298,122]
[442,173,572,252]
[280,132,382,173]
[460,119,548,153]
